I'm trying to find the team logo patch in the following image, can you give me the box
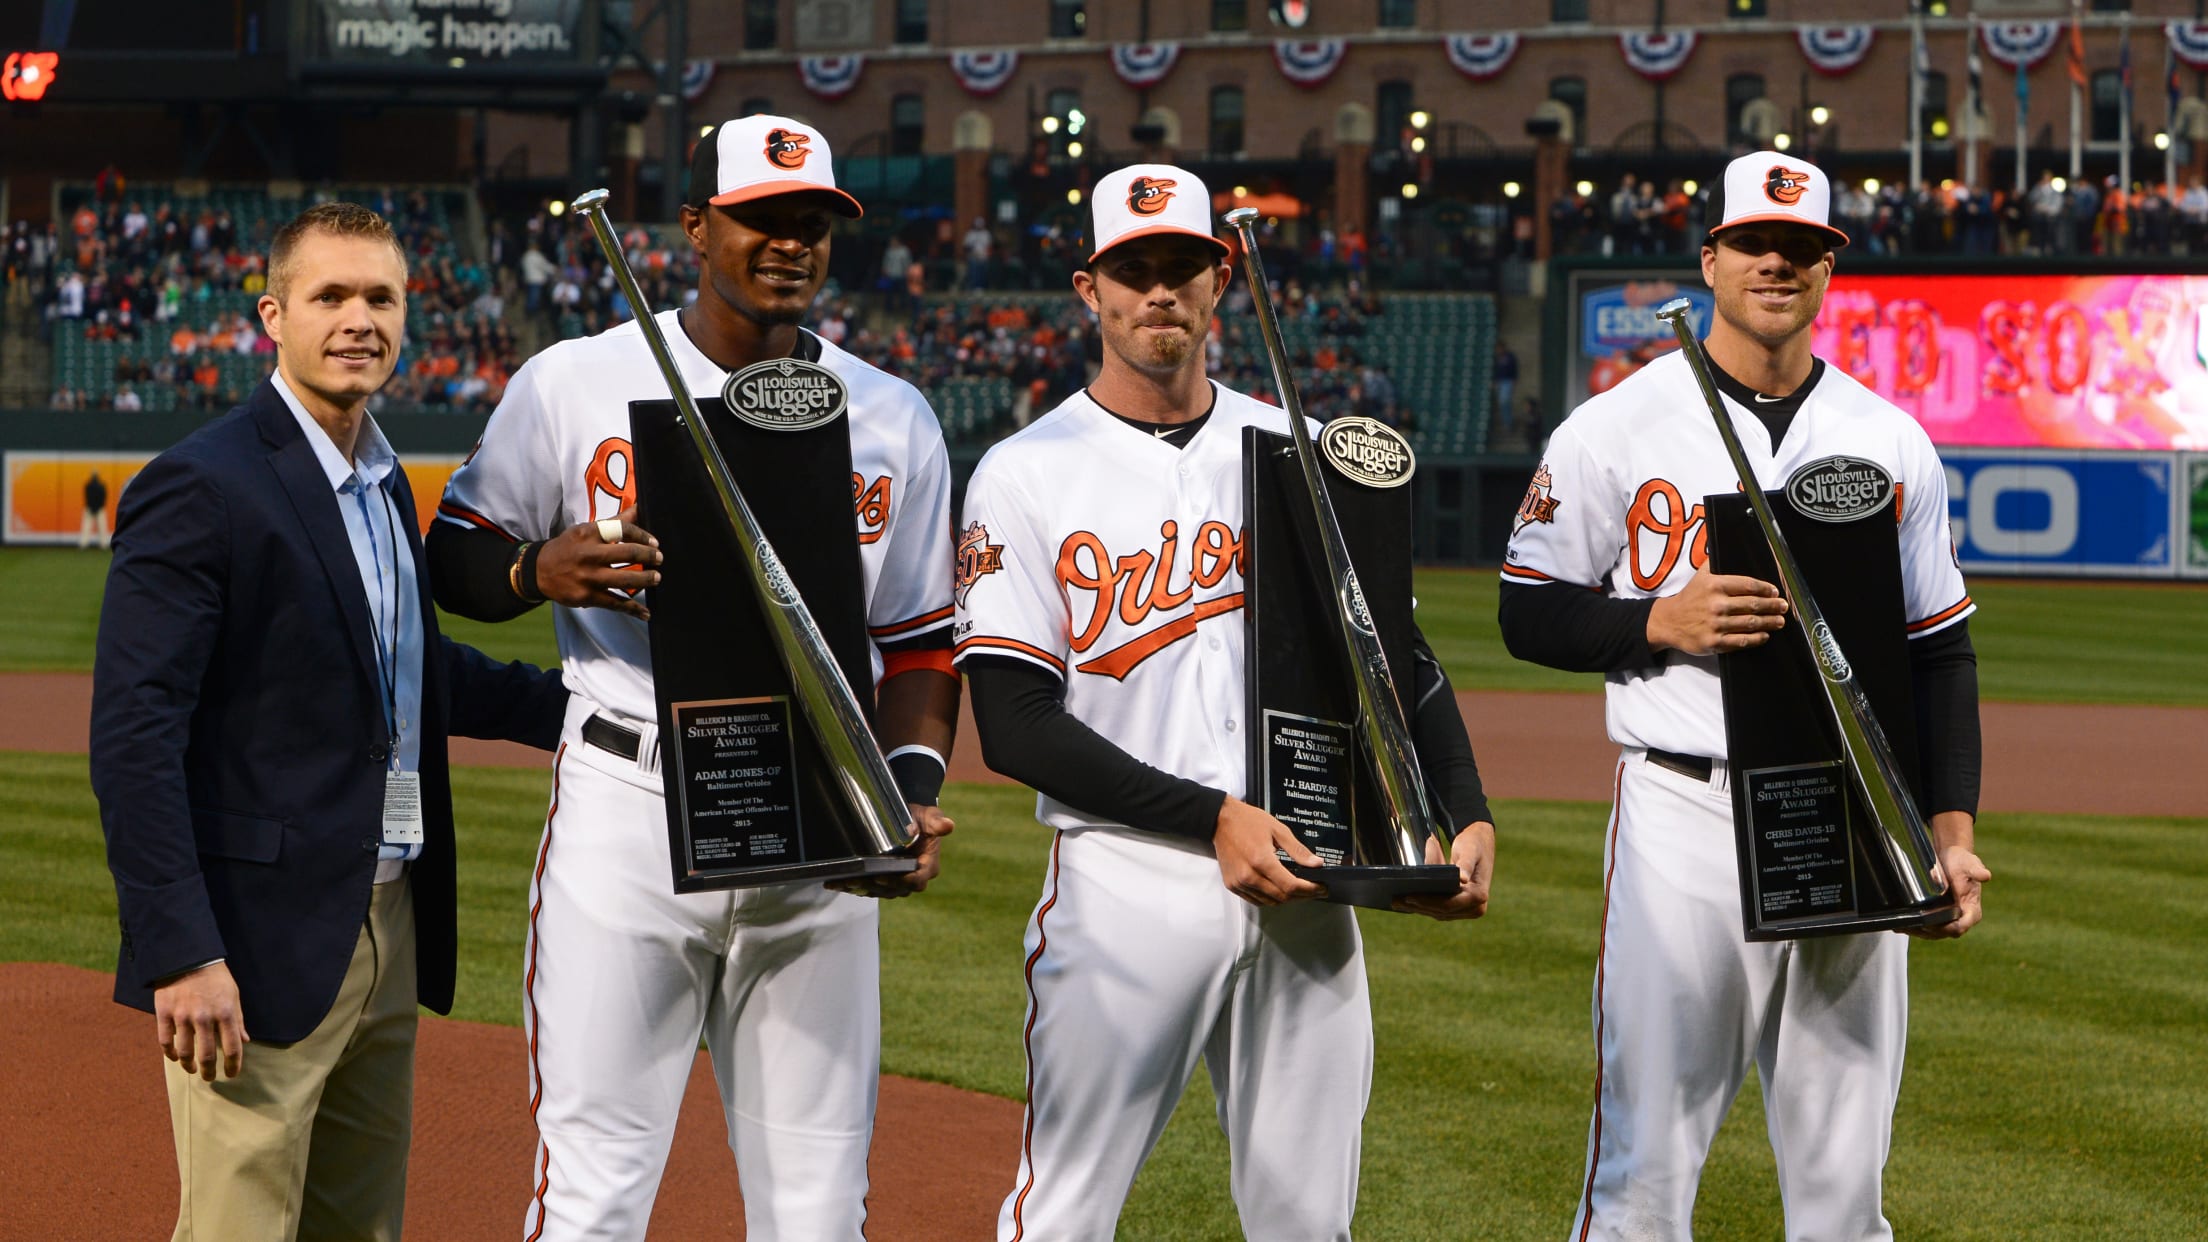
[1516,464,1561,524]
[1764,165,1812,205]
[1320,416,1415,488]
[722,357,849,431]
[1127,176,1177,216]
[764,129,812,169]
[955,521,1003,606]
[1785,455,1892,522]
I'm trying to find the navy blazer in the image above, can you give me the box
[91,380,568,1043]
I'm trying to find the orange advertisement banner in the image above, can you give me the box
[5,451,465,546]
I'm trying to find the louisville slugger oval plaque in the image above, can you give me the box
[722,357,850,431]
[1320,416,1416,488]
[1786,455,1893,523]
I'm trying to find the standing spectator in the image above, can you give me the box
[81,472,111,549]
[1908,182,1946,252]
[1837,181,1876,248]
[57,270,87,319]
[1493,341,1519,424]
[2068,176,2101,255]
[1608,173,1640,255]
[520,246,555,313]
[881,234,914,310]
[2179,179,2208,252]
[2137,182,2175,253]
[2028,171,2066,254]
[1954,187,1994,255]
[1660,179,1691,253]
[962,216,994,290]
[2098,179,2129,256]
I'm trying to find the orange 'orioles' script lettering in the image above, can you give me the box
[586,437,636,517]
[1057,521,1245,679]
[854,473,892,544]
[1627,478,1708,590]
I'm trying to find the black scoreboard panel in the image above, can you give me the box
[9,0,255,53]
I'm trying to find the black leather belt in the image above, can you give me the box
[582,713,642,762]
[1646,748,1715,781]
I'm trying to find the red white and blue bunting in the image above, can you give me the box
[1274,39,1348,89]
[949,49,1019,97]
[680,58,715,102]
[1442,33,1520,81]
[797,55,863,99]
[1619,30,1697,82]
[1110,42,1180,88]
[2169,22,2208,72]
[1797,25,1874,77]
[1980,22,2061,70]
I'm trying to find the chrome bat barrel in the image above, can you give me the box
[570,189,916,856]
[1652,298,1945,904]
[1223,206,1446,864]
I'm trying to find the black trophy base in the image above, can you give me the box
[1746,900,1958,942]
[682,853,919,894]
[1287,862,1462,911]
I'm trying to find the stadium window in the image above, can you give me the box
[1211,87,1246,156]
[1728,0,1767,17]
[1049,0,1087,39]
[892,94,925,155]
[1726,73,1766,149]
[1047,88,1082,156]
[743,0,777,50]
[895,0,928,44]
[1548,77,1587,144]
[1551,0,1588,23]
[1376,80,1414,152]
[740,96,773,118]
[1213,0,1247,32]
[2090,69,2124,141]
[1378,0,1416,27]
[2089,0,2129,10]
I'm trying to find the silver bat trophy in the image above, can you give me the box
[1224,206,1449,868]
[570,188,917,859]
[1653,298,1952,917]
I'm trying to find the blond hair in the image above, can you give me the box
[266,202,408,306]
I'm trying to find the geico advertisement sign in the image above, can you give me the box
[1941,449,2178,577]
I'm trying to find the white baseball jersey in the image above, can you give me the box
[953,383,1298,826]
[1502,349,1972,758]
[438,309,955,716]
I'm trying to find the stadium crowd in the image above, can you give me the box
[1549,170,2208,257]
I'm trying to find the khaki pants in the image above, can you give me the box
[166,875,419,1242]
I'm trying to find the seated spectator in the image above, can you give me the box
[113,385,143,412]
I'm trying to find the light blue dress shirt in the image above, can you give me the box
[273,373,425,867]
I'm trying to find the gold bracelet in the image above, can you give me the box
[508,542,532,600]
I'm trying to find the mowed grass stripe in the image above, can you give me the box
[12,755,2204,1239]
[13,548,2208,706]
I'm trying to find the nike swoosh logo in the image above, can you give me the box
[1753,393,1784,403]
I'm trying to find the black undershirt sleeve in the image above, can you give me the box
[426,521,542,622]
[964,655,1227,840]
[1408,633,1495,828]
[1909,618,1981,818]
[1497,579,1659,673]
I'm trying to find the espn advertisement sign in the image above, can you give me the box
[308,0,587,67]
[1941,448,2181,578]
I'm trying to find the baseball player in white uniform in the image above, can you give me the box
[1499,152,1991,1241]
[426,115,959,1240]
[956,164,1498,1241]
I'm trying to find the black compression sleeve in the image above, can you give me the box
[965,656,1226,840]
[1497,579,1658,673]
[426,521,541,622]
[1908,618,1981,818]
[1409,630,1494,828]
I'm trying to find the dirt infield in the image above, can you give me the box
[11,671,2202,817]
[10,671,2200,1235]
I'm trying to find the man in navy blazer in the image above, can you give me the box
[91,202,570,1241]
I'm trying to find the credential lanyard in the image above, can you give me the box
[353,480,402,772]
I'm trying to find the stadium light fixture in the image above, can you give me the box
[1409,110,1431,130]
[1683,179,1698,195]
[1041,116,1060,134]
[2051,176,2067,192]
[1067,141,1083,157]
[1234,185,1249,197]
[2156,131,2172,150]
[1928,0,1948,15]
[1810,105,1831,127]
[1067,188,1083,205]
[1402,183,1419,199]
[1774,132,1792,151]
[1575,179,1594,196]
[1930,116,1950,139]
[1503,181,1522,198]
[699,125,714,137]
[1068,109,1086,135]
[448,57,465,69]
[1410,136,1426,153]
[548,200,566,217]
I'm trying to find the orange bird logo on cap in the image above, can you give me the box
[1763,165,1812,205]
[764,129,813,170]
[1127,176,1178,216]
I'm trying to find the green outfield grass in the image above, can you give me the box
[11,547,2207,706]
[11,754,2204,1239]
